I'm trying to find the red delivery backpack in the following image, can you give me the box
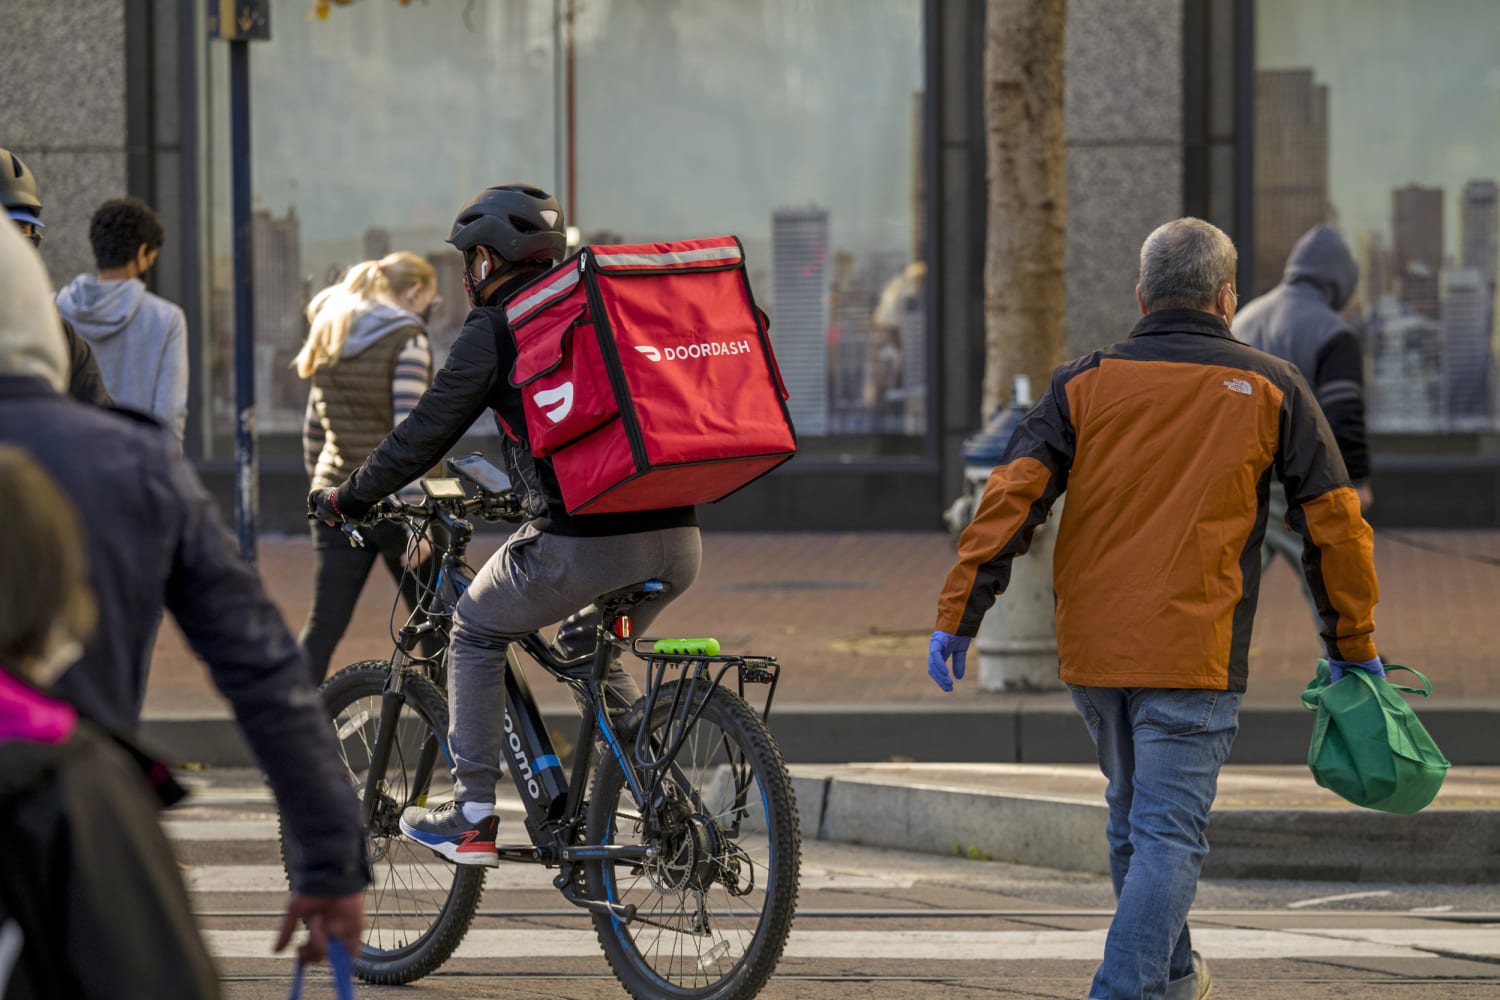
[503,235,797,514]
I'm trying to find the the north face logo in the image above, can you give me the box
[1223,378,1253,396]
[533,382,574,423]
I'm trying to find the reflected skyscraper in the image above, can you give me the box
[771,207,830,436]
[1442,267,1490,424]
[1393,184,1443,320]
[1254,69,1330,296]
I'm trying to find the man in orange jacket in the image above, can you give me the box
[929,218,1382,1000]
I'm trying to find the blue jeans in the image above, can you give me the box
[1068,684,1242,1000]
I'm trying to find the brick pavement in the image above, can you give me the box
[142,526,1500,718]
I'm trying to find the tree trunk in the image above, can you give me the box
[982,0,1068,417]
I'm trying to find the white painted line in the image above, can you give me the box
[163,820,281,841]
[182,865,911,894]
[1287,890,1395,909]
[200,927,1500,962]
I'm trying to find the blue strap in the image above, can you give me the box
[286,937,355,1000]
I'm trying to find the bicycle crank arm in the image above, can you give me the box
[555,874,638,922]
[559,844,651,864]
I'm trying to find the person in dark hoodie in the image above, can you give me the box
[56,196,188,441]
[293,251,440,683]
[0,202,366,966]
[0,146,112,407]
[0,442,221,1000]
[1233,224,1372,611]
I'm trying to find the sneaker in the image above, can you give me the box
[399,802,499,867]
[1164,951,1213,1000]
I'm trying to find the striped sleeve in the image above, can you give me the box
[392,334,433,504]
[935,380,1074,636]
[1277,369,1379,661]
[302,391,324,479]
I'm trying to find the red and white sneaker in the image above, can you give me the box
[399,802,499,867]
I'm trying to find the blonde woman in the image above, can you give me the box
[295,251,438,683]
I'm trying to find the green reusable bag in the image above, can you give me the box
[1300,660,1450,814]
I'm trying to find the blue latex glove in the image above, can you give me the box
[1328,655,1385,683]
[927,631,972,693]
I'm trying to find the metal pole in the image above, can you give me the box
[565,0,577,222]
[229,37,258,565]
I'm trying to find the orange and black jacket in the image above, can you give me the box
[936,309,1378,692]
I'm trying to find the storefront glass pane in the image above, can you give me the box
[1256,1,1500,433]
[204,0,925,460]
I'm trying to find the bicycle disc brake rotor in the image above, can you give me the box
[644,811,722,894]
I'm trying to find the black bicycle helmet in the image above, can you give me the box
[447,184,566,265]
[0,148,45,227]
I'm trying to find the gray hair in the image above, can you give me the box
[1137,217,1237,312]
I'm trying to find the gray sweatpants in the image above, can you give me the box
[447,521,702,803]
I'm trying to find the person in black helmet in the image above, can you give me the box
[309,185,701,864]
[0,147,112,407]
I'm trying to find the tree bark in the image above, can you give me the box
[982,0,1068,417]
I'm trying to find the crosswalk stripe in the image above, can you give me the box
[199,927,1500,962]
[181,864,914,893]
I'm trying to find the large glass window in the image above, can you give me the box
[1256,1,1500,433]
[204,0,925,460]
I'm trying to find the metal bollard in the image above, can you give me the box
[952,376,1062,692]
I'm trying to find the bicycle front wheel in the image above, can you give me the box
[319,662,485,984]
[586,681,800,1000]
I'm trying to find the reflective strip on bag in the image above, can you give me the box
[591,244,743,269]
[507,267,581,324]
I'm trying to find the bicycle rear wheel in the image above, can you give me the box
[585,681,800,1000]
[318,662,485,984]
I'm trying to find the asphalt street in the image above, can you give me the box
[171,771,1500,1000]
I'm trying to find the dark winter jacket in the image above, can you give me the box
[60,316,112,407]
[0,375,369,898]
[0,671,219,1000]
[1233,224,1370,482]
[937,309,1378,692]
[340,282,697,537]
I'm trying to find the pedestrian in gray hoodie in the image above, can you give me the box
[1233,223,1371,631]
[56,196,188,441]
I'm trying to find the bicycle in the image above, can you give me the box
[288,453,801,999]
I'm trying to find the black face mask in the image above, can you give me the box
[418,297,440,324]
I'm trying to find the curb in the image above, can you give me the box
[143,703,1500,768]
[789,766,1500,884]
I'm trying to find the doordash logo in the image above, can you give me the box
[532,383,574,423]
[634,340,751,363]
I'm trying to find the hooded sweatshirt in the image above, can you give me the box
[0,222,67,393]
[1233,224,1369,482]
[55,274,188,441]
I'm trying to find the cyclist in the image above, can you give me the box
[310,184,701,865]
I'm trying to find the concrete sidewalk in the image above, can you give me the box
[139,528,1500,882]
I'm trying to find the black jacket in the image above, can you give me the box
[341,286,697,537]
[0,698,219,1000]
[60,315,111,407]
[0,376,368,897]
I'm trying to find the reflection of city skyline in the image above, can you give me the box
[210,206,927,439]
[1256,66,1500,432]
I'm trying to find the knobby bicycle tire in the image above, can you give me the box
[312,662,485,984]
[585,682,800,1000]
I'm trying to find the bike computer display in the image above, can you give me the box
[449,452,511,493]
[420,477,467,500]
